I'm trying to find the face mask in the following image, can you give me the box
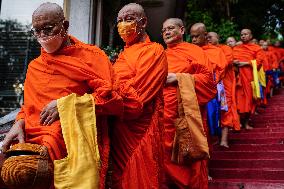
[37,31,65,53]
[117,20,139,44]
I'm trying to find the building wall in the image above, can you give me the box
[65,0,96,44]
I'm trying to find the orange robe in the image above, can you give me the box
[202,44,227,83]
[111,36,168,189]
[16,36,123,189]
[163,42,216,189]
[232,43,266,114]
[268,46,284,66]
[218,45,240,130]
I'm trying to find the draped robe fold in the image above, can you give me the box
[16,36,123,189]
[111,36,168,189]
[232,43,266,114]
[163,42,216,189]
[218,45,240,130]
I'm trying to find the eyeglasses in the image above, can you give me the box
[161,26,176,34]
[30,21,63,37]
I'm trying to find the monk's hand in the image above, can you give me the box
[1,119,25,153]
[233,60,240,66]
[166,73,177,85]
[40,100,59,126]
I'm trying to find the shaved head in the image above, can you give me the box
[207,32,219,45]
[190,23,207,46]
[240,29,252,44]
[162,18,185,45]
[226,37,236,47]
[241,29,252,35]
[163,18,184,28]
[190,23,207,33]
[118,3,146,18]
[117,3,147,45]
[32,2,64,23]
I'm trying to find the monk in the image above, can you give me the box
[232,29,266,129]
[190,23,226,84]
[261,41,278,102]
[207,32,240,148]
[226,37,237,48]
[1,3,123,188]
[162,18,216,189]
[190,23,227,142]
[111,3,168,189]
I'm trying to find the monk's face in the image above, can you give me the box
[226,37,236,47]
[207,32,218,45]
[259,40,265,46]
[261,42,268,51]
[117,7,146,45]
[240,29,252,43]
[32,10,67,39]
[190,28,206,46]
[162,20,184,45]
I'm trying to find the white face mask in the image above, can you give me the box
[37,31,65,53]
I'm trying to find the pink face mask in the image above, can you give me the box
[37,31,65,53]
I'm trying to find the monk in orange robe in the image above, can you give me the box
[226,37,237,48]
[162,18,216,189]
[207,32,240,148]
[261,41,278,102]
[232,29,266,129]
[1,3,123,189]
[111,3,168,189]
[190,23,226,83]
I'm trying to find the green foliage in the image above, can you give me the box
[102,46,122,63]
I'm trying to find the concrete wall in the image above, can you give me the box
[66,0,95,44]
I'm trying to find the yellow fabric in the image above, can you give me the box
[258,66,266,87]
[54,93,100,189]
[172,73,209,162]
[251,60,261,99]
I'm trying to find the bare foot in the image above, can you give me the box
[245,125,254,130]
[208,175,213,181]
[220,142,229,148]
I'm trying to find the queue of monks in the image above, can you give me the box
[0,2,284,189]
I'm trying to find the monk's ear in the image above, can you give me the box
[140,17,147,29]
[63,20,69,31]
[180,26,185,35]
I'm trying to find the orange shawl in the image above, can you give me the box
[202,44,227,83]
[16,36,122,189]
[218,44,240,130]
[112,36,168,189]
[163,42,216,188]
[232,43,266,113]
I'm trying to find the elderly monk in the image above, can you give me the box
[232,29,266,129]
[207,32,240,148]
[111,3,168,189]
[226,37,237,48]
[1,3,123,188]
[162,18,216,189]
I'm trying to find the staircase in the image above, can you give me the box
[209,89,284,189]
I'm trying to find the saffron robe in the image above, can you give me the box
[16,36,123,189]
[163,42,216,189]
[202,44,227,83]
[111,36,168,189]
[232,43,266,113]
[218,45,240,130]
